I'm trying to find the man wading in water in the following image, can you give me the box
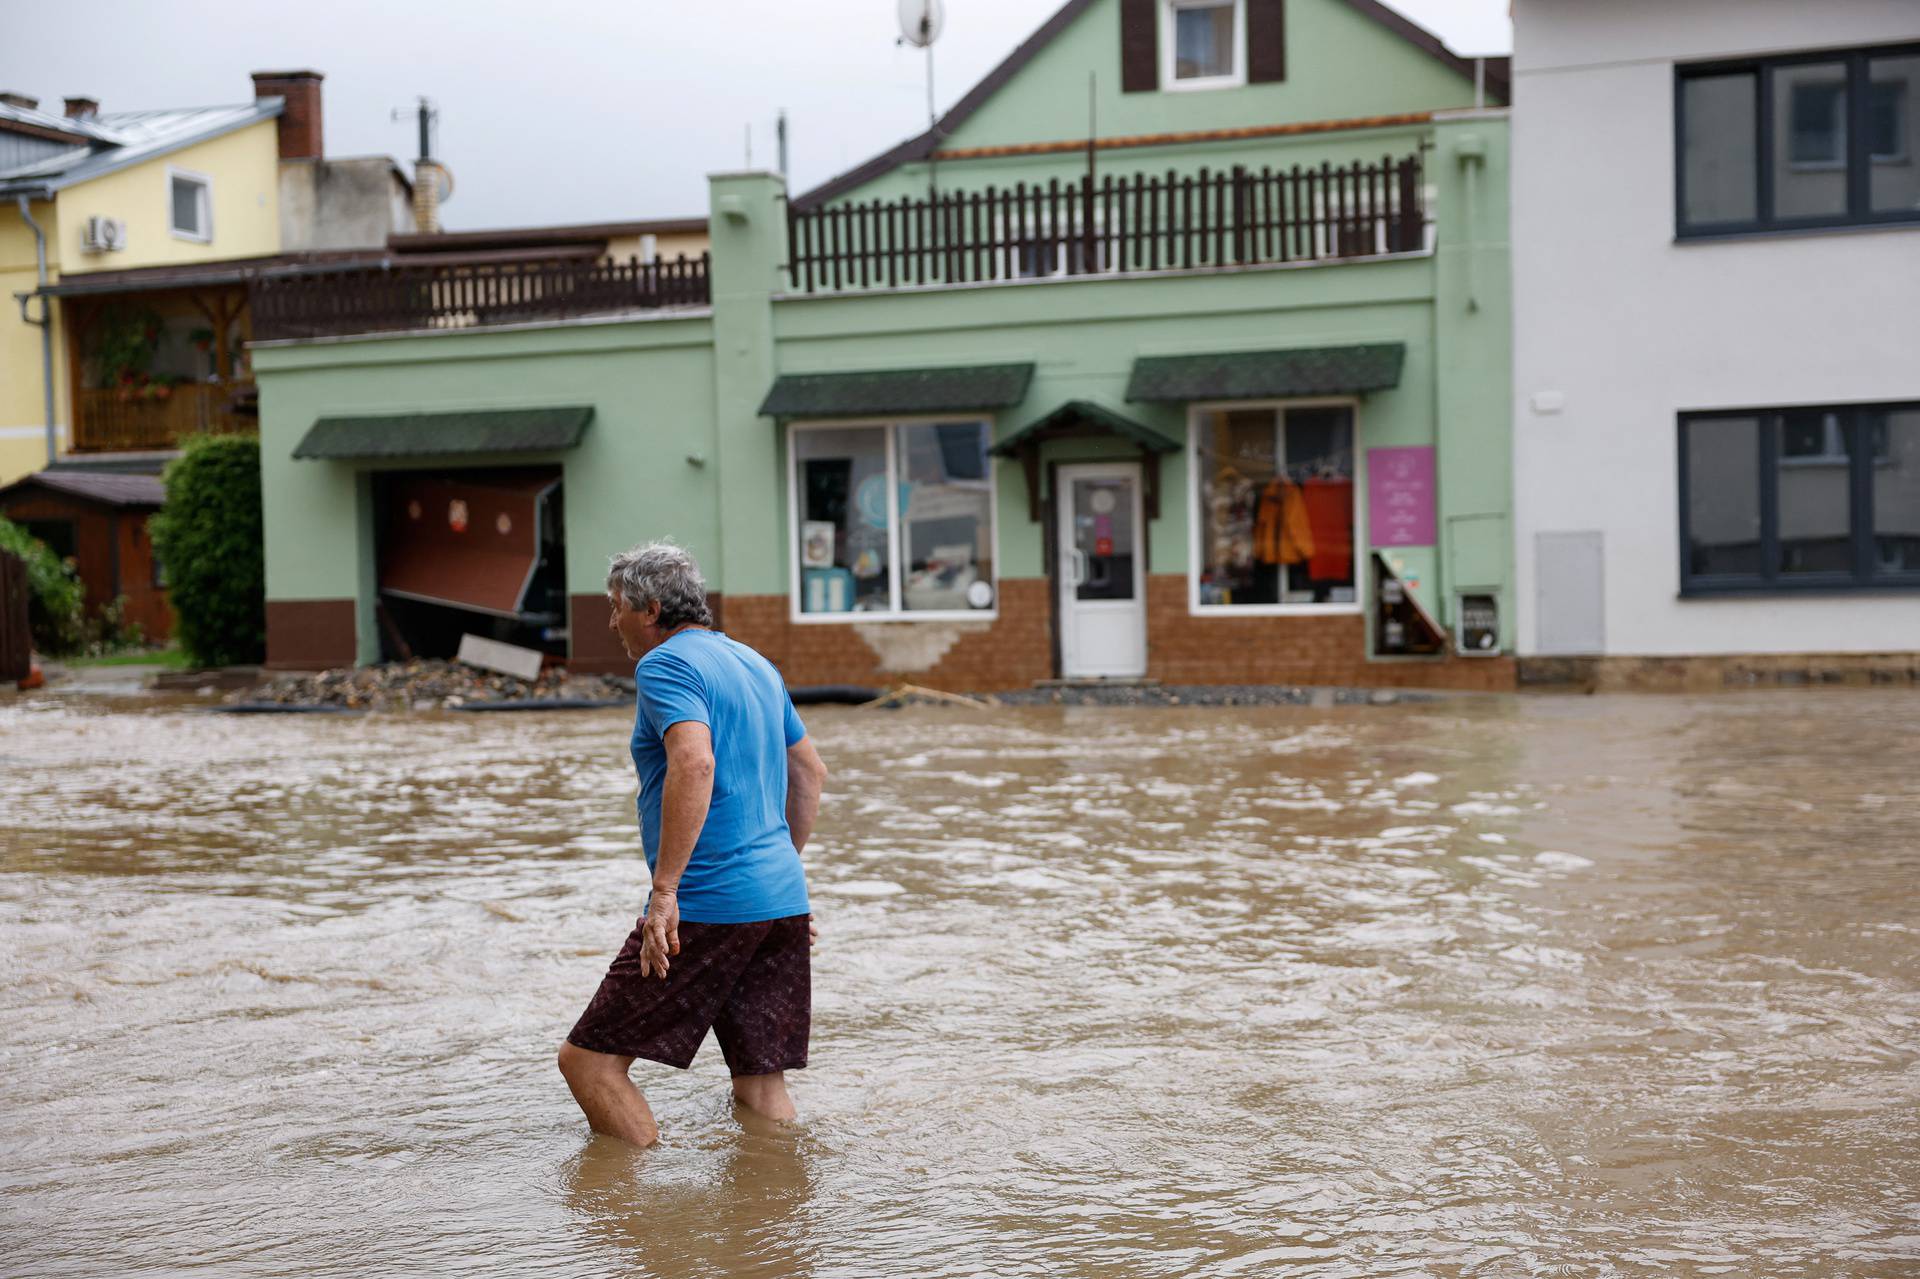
[559,543,827,1146]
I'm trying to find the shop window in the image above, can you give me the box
[169,169,212,242]
[790,420,996,618]
[1679,403,1920,592]
[1165,0,1243,88]
[1676,43,1920,235]
[1190,402,1356,611]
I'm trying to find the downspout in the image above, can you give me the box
[14,194,57,465]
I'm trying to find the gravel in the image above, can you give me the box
[986,683,1442,708]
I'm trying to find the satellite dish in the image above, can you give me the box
[898,0,944,47]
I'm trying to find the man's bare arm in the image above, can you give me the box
[654,721,716,894]
[639,721,714,977]
[786,736,827,854]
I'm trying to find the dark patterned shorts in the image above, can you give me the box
[566,913,811,1075]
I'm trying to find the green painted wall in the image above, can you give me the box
[824,0,1487,207]
[254,315,717,661]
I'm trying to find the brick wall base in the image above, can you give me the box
[722,579,1053,692]
[1142,577,1514,692]
[705,576,1514,694]
[1520,652,1920,692]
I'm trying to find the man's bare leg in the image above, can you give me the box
[730,1071,797,1123]
[557,1042,660,1147]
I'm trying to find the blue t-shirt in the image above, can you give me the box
[631,629,811,924]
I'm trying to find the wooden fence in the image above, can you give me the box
[251,254,712,342]
[0,551,29,685]
[786,154,1424,293]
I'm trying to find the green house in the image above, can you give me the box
[252,0,1515,691]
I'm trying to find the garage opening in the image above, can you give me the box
[373,466,567,661]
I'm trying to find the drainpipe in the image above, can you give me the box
[13,194,57,465]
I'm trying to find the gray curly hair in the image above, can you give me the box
[606,541,713,629]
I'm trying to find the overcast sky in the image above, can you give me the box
[4,1,1510,231]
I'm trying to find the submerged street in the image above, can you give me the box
[1,688,1915,1277]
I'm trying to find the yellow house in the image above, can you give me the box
[0,72,414,485]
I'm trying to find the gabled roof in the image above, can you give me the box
[0,469,165,508]
[796,0,1508,208]
[0,99,283,198]
[990,400,1180,456]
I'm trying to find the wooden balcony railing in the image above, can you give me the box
[787,154,1425,293]
[72,382,257,453]
[249,254,711,342]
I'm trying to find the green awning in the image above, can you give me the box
[1125,343,1405,402]
[989,400,1180,457]
[292,406,593,460]
[759,363,1034,418]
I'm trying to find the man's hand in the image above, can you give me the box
[808,912,819,947]
[639,888,681,978]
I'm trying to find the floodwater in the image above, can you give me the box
[1,687,1916,1278]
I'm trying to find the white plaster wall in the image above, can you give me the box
[1511,0,1920,656]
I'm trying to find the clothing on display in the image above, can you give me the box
[1254,477,1316,566]
[1301,478,1353,581]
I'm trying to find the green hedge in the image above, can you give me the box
[150,435,265,667]
[0,517,85,655]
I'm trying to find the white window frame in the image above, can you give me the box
[168,166,213,242]
[786,415,1001,624]
[1185,396,1366,617]
[1162,0,1247,92]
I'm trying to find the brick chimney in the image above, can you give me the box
[0,91,38,110]
[63,96,99,119]
[251,70,323,160]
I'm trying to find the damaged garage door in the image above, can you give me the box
[379,467,564,623]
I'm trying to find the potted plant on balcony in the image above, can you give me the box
[94,304,163,392]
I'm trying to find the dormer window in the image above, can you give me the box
[169,168,212,242]
[1169,0,1242,86]
[1123,0,1281,95]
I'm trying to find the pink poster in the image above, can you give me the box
[1367,446,1436,547]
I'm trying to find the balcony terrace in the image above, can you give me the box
[248,254,712,343]
[785,152,1426,293]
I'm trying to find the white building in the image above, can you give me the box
[1511,0,1920,678]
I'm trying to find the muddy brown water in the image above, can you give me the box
[1,687,1916,1277]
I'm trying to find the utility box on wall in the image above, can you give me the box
[1456,592,1500,655]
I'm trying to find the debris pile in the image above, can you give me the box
[990,684,1439,708]
[228,660,632,712]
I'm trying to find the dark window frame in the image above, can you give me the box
[1677,400,1920,596]
[1674,41,1920,239]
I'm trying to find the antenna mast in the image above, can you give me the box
[898,0,946,198]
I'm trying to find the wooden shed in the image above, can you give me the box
[0,468,171,642]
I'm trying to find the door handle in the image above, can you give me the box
[1069,547,1088,586]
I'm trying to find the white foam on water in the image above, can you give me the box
[1534,850,1594,871]
[817,879,906,898]
[1394,771,1440,787]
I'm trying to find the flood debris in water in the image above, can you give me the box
[225,658,632,712]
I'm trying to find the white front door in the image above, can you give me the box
[1057,463,1148,678]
